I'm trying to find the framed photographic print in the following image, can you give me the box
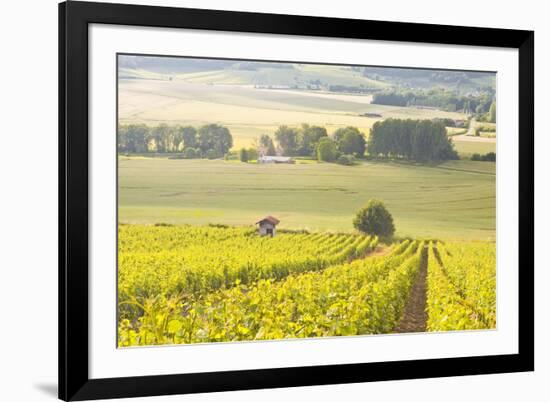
[59,1,534,400]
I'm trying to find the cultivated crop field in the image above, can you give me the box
[118,80,468,149]
[118,157,496,240]
[118,225,495,346]
[452,138,496,157]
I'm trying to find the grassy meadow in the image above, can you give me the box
[119,157,495,240]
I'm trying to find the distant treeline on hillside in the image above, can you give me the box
[360,66,493,85]
[372,88,495,117]
[368,119,458,161]
[234,61,294,71]
[327,84,377,93]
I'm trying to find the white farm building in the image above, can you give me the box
[258,156,295,164]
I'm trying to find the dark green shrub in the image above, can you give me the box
[471,152,495,162]
[336,154,355,165]
[353,199,395,238]
[239,148,249,162]
[183,147,199,159]
[482,152,496,161]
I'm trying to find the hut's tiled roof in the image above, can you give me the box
[255,215,280,225]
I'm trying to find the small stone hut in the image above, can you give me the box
[256,216,280,237]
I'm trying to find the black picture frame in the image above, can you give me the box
[59,1,534,400]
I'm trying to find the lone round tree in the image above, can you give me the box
[353,199,395,238]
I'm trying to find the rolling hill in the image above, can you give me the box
[118,54,495,93]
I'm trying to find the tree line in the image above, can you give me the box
[314,127,367,164]
[368,119,458,162]
[240,125,366,164]
[371,88,495,116]
[261,124,367,158]
[118,123,233,159]
[120,119,467,164]
[313,120,458,164]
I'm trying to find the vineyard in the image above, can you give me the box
[426,242,496,330]
[118,225,496,347]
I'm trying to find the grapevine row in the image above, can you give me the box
[426,244,491,331]
[119,240,423,346]
[119,225,378,320]
[432,242,496,328]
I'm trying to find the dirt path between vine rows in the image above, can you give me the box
[368,245,392,258]
[393,247,428,333]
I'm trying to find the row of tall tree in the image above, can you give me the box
[368,119,458,161]
[120,120,462,163]
[118,123,233,158]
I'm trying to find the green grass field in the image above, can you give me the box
[118,157,495,241]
